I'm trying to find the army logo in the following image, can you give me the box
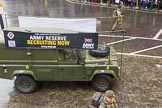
[82,38,94,49]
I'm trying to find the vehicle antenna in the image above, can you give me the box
[120,30,126,74]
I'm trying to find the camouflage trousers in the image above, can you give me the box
[112,18,123,31]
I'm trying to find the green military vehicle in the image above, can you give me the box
[0,27,121,93]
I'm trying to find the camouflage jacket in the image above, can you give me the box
[98,99,118,108]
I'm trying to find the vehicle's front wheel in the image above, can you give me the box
[14,75,37,93]
[92,75,113,92]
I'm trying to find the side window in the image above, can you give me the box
[59,50,66,61]
[59,50,77,61]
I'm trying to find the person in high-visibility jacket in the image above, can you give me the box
[111,5,124,31]
[0,3,3,14]
[0,3,4,29]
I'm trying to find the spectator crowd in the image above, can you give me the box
[73,0,162,12]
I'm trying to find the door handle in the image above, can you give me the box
[27,52,32,56]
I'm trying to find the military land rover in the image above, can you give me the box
[0,28,121,93]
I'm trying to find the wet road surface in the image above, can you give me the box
[1,0,162,38]
[0,0,162,108]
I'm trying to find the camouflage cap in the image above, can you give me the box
[105,90,115,98]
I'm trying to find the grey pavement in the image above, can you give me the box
[0,79,13,108]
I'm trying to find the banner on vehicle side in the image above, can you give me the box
[3,30,98,50]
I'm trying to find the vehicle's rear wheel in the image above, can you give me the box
[14,75,37,93]
[92,75,113,92]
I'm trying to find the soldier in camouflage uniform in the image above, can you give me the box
[111,5,123,31]
[99,90,118,108]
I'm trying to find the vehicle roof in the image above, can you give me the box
[3,27,79,33]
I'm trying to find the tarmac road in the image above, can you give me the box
[0,0,162,107]
[1,0,162,37]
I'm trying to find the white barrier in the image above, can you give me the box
[18,16,97,32]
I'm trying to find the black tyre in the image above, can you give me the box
[89,45,110,58]
[92,75,113,92]
[14,76,37,93]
